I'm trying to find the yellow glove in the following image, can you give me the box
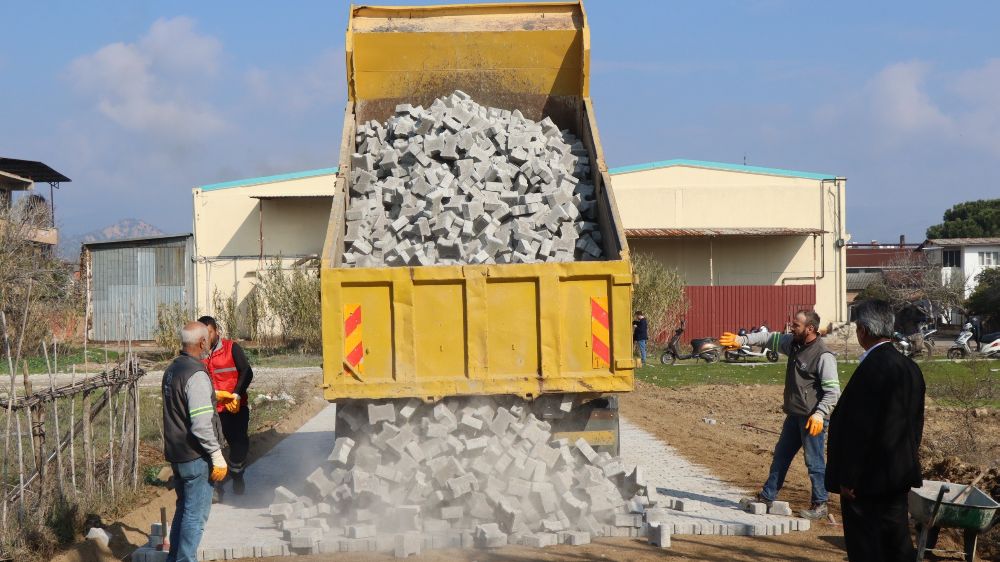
[224,395,241,415]
[805,413,824,437]
[209,450,228,482]
[719,332,742,349]
[215,390,236,405]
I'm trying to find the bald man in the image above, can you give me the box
[162,321,228,562]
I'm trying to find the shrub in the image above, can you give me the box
[153,303,190,355]
[631,252,687,342]
[256,259,322,352]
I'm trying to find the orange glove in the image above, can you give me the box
[805,413,824,437]
[224,395,241,415]
[719,332,742,349]
[209,450,228,482]
[215,390,236,405]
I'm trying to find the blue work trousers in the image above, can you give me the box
[761,414,828,505]
[167,456,213,562]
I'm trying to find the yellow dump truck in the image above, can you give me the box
[321,1,633,451]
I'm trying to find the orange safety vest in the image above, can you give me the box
[204,338,239,413]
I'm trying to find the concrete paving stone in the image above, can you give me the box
[746,502,767,515]
[394,532,422,558]
[768,501,793,516]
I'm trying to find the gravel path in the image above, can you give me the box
[186,406,811,560]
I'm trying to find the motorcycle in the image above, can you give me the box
[948,325,1000,359]
[724,328,779,363]
[659,322,722,365]
[892,328,936,358]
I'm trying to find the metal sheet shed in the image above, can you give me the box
[82,233,194,342]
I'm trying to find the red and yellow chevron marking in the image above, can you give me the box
[590,296,610,369]
[343,303,364,374]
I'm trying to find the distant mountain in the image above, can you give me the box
[59,218,166,260]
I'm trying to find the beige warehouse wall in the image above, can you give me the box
[615,165,848,324]
[192,174,336,319]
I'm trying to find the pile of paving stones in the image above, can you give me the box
[265,396,657,556]
[342,90,604,267]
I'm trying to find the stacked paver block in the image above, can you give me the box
[265,395,647,556]
[343,90,604,267]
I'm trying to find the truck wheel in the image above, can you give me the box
[660,351,677,365]
[766,349,779,362]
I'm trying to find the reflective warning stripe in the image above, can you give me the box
[591,297,610,368]
[344,304,365,374]
[213,367,237,373]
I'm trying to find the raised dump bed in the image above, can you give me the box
[321,1,633,403]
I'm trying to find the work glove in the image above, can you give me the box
[805,413,824,437]
[719,332,742,349]
[209,449,228,482]
[215,390,236,405]
[224,394,241,415]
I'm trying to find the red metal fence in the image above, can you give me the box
[654,285,817,343]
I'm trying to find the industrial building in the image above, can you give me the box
[187,159,846,342]
[611,159,847,338]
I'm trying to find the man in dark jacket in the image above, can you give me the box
[197,316,254,499]
[162,321,228,562]
[826,299,925,561]
[632,311,648,368]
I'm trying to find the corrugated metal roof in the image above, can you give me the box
[608,158,839,181]
[198,167,339,192]
[83,233,192,249]
[0,157,71,183]
[925,237,1000,247]
[625,227,825,238]
[847,271,883,292]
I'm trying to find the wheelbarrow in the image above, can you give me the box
[910,479,1000,561]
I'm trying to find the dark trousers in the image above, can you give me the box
[219,404,249,473]
[841,492,914,562]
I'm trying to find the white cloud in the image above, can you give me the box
[68,16,226,143]
[869,61,952,135]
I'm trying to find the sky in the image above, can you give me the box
[2,1,999,244]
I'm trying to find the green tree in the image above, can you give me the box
[926,198,1000,239]
[967,267,1000,323]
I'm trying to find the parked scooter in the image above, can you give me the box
[659,321,722,365]
[948,323,1000,359]
[893,327,936,358]
[724,328,779,363]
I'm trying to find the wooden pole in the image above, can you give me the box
[1,311,17,527]
[43,340,65,496]
[21,362,39,490]
[69,365,77,493]
[82,389,93,492]
[14,400,25,516]
[108,386,115,499]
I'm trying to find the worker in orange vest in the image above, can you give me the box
[197,316,254,501]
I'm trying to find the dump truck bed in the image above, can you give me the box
[321,2,634,402]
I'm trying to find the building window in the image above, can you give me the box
[979,251,1000,267]
[943,249,961,268]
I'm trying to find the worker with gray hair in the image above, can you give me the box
[826,299,925,561]
[720,309,840,520]
[162,321,228,562]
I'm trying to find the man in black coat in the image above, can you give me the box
[826,299,925,562]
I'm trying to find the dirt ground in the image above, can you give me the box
[53,381,999,562]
